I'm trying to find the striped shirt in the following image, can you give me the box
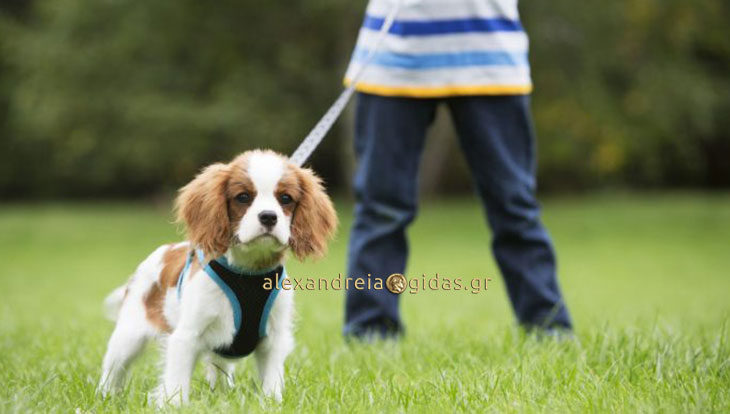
[344,0,531,98]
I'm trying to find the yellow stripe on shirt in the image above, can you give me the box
[344,79,532,98]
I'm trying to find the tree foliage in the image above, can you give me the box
[525,0,730,190]
[0,0,727,197]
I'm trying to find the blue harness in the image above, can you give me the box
[177,249,284,358]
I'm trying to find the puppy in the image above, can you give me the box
[98,150,337,405]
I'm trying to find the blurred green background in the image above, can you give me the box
[1,0,728,198]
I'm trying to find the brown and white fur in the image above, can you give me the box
[98,150,337,406]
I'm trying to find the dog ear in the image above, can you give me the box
[289,166,337,260]
[175,163,231,258]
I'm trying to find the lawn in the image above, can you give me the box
[0,194,728,412]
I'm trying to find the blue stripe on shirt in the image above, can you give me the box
[353,48,528,70]
[362,15,523,36]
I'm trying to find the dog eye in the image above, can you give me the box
[279,193,293,205]
[234,192,252,204]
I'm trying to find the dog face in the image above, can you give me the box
[175,150,337,267]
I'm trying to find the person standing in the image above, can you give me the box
[343,0,572,339]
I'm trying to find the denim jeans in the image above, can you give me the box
[344,92,572,337]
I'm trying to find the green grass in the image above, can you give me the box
[1,193,728,413]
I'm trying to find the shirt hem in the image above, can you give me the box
[343,79,532,98]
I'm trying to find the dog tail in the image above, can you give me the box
[103,285,127,322]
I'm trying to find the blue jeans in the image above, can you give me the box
[344,93,572,337]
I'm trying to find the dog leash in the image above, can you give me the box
[289,0,403,167]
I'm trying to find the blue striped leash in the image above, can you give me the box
[289,0,404,167]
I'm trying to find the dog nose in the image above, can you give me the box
[258,211,277,228]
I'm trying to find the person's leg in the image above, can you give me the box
[344,92,437,339]
[447,95,572,330]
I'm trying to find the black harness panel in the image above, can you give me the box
[210,262,283,358]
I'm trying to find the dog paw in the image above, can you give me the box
[205,369,218,391]
[96,381,117,398]
[147,387,164,408]
[148,386,183,408]
[262,382,283,402]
